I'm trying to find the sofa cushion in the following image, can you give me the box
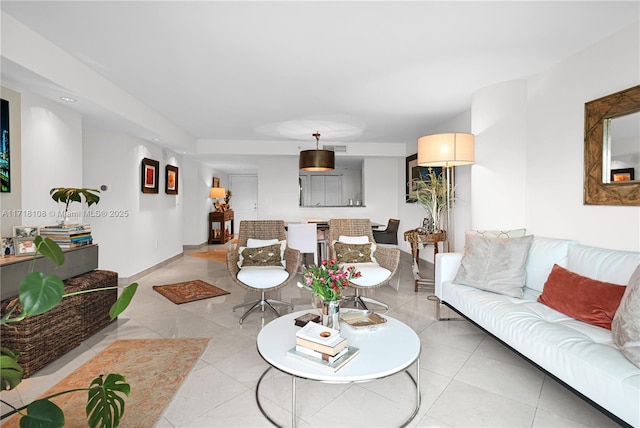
[454,234,533,297]
[345,262,391,287]
[568,244,640,286]
[537,264,626,330]
[525,237,579,293]
[612,264,640,367]
[237,266,289,289]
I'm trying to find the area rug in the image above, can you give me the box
[188,249,229,263]
[153,279,229,304]
[2,338,209,428]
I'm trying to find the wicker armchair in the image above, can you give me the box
[328,218,400,311]
[227,220,301,324]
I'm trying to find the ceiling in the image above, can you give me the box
[1,1,639,173]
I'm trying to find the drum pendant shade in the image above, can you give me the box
[299,132,335,171]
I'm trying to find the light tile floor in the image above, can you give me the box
[1,245,621,427]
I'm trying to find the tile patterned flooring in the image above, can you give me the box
[1,245,621,427]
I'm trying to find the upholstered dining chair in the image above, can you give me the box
[227,220,301,324]
[328,218,400,311]
[372,218,400,245]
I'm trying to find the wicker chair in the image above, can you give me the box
[227,220,301,324]
[328,218,400,311]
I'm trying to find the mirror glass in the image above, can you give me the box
[604,111,640,183]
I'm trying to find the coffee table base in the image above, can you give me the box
[255,358,421,428]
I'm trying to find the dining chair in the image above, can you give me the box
[328,218,400,311]
[372,218,400,245]
[227,220,301,324]
[287,222,318,266]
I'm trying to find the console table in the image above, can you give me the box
[208,210,234,244]
[403,229,446,291]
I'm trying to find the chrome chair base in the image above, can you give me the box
[233,291,294,324]
[343,289,389,313]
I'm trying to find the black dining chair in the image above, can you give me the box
[372,219,400,245]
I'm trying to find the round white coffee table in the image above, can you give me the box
[256,310,421,427]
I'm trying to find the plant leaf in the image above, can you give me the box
[20,399,65,428]
[86,374,130,428]
[109,283,138,320]
[35,237,65,267]
[0,347,24,391]
[19,272,65,317]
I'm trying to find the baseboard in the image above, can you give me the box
[118,252,184,285]
[183,242,208,250]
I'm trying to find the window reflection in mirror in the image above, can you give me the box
[603,111,640,183]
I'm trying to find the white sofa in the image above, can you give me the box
[435,236,640,427]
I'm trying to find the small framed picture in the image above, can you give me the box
[611,168,635,182]
[2,237,14,256]
[141,157,160,194]
[15,237,37,256]
[165,165,179,195]
[212,177,220,188]
[13,226,38,238]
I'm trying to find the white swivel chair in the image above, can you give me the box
[287,223,319,266]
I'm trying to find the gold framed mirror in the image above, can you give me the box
[584,85,640,205]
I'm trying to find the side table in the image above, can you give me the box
[403,229,446,291]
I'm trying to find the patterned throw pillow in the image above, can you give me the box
[612,265,640,367]
[334,242,374,263]
[238,243,283,268]
[468,228,526,238]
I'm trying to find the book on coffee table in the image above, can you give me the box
[286,346,359,373]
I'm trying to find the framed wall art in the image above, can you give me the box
[405,154,447,202]
[212,177,220,188]
[611,168,635,182]
[1,98,10,193]
[141,157,159,194]
[13,225,38,238]
[166,165,179,195]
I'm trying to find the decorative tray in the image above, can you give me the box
[340,308,387,328]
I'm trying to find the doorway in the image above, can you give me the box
[229,175,258,224]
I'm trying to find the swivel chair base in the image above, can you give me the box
[343,289,389,313]
[233,291,293,324]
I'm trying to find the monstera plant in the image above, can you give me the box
[0,236,138,427]
[50,187,101,224]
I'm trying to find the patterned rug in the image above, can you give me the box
[153,279,229,304]
[188,249,229,263]
[2,338,209,428]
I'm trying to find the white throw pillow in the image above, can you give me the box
[338,235,370,244]
[612,264,640,368]
[247,238,278,248]
[454,233,534,298]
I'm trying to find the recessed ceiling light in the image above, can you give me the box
[152,138,161,142]
[59,96,77,102]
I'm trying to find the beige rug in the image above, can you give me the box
[188,249,229,263]
[3,338,209,428]
[153,279,229,304]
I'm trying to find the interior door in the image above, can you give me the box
[230,175,258,223]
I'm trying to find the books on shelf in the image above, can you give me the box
[295,322,348,356]
[39,224,93,248]
[287,346,359,373]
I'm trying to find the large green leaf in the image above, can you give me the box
[34,236,64,267]
[86,374,130,428]
[0,347,23,391]
[19,399,65,428]
[109,283,138,320]
[19,272,65,317]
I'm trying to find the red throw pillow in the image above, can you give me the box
[538,264,626,329]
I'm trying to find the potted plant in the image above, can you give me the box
[412,168,452,233]
[0,236,138,427]
[49,188,101,224]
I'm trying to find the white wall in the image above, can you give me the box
[470,23,639,252]
[83,129,184,278]
[525,23,639,250]
[182,158,219,246]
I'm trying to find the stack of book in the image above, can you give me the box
[39,224,93,249]
[287,321,359,372]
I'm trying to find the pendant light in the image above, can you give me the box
[299,132,335,171]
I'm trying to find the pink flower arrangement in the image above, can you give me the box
[302,259,361,301]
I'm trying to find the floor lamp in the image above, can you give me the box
[417,132,475,251]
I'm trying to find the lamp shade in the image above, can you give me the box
[299,149,335,171]
[209,187,226,198]
[417,133,475,166]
